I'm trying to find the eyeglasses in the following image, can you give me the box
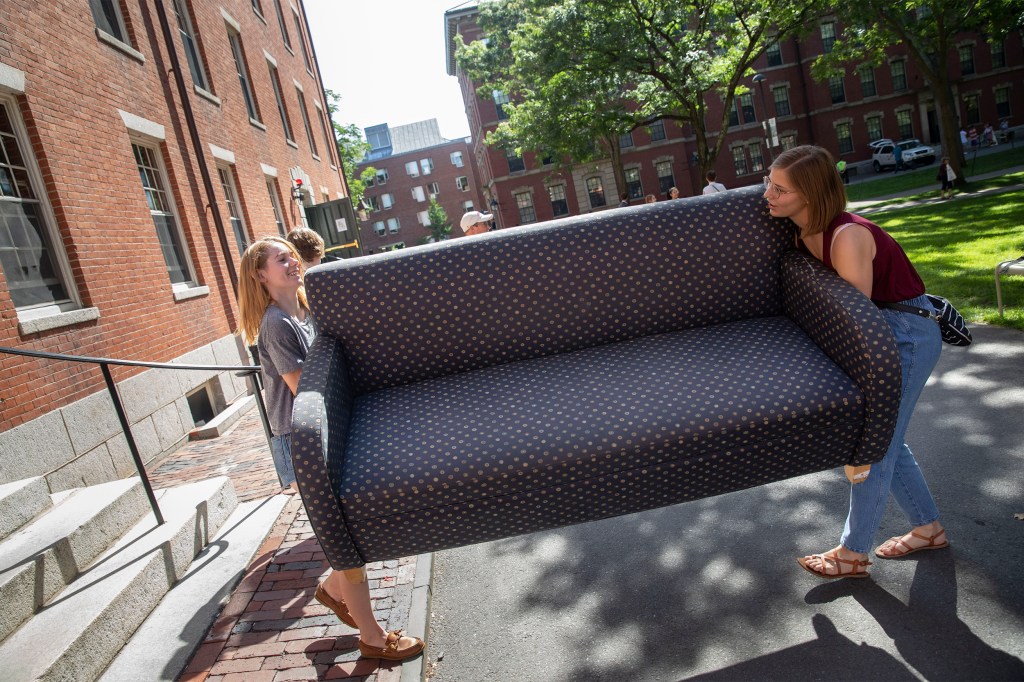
[763,176,797,197]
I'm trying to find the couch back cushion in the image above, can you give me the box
[305,186,791,394]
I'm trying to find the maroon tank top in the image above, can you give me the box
[821,212,925,303]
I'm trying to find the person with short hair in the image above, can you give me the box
[666,186,680,200]
[702,170,727,194]
[460,210,494,236]
[644,193,657,204]
[763,146,947,580]
[619,192,630,207]
[286,227,325,270]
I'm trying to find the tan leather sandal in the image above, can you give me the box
[314,583,357,629]
[797,548,871,579]
[875,528,949,559]
[358,630,425,661]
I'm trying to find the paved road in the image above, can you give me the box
[426,324,1024,681]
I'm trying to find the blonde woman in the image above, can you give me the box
[237,237,424,661]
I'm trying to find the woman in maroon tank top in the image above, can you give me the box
[764,146,948,580]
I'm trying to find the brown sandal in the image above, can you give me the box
[358,629,425,661]
[314,583,357,629]
[875,529,949,559]
[797,548,871,579]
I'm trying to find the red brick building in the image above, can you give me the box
[356,120,487,252]
[0,0,348,489]
[445,5,1023,228]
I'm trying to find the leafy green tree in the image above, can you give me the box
[427,199,452,242]
[457,0,820,189]
[324,89,375,207]
[815,0,1020,179]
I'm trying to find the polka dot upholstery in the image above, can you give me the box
[780,250,901,465]
[292,186,903,570]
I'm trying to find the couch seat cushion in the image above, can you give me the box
[339,316,863,522]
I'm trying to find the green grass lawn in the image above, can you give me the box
[847,146,1024,202]
[872,190,1024,330]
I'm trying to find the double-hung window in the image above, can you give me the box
[172,0,209,92]
[228,29,260,123]
[268,61,293,141]
[217,166,249,254]
[0,99,74,310]
[133,142,194,285]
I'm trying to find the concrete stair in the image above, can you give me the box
[0,474,287,681]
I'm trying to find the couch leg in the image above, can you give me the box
[343,566,368,584]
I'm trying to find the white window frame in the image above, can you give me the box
[411,186,426,202]
[132,138,200,291]
[375,168,389,184]
[450,151,464,167]
[217,164,250,254]
[228,27,260,124]
[405,160,419,177]
[88,0,131,47]
[456,175,469,191]
[387,217,400,233]
[420,158,434,175]
[417,210,430,226]
[294,83,318,158]
[266,177,285,235]
[172,0,210,93]
[292,7,313,73]
[381,192,394,209]
[267,58,293,142]
[0,95,87,326]
[373,220,385,236]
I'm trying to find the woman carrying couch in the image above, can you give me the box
[763,146,948,579]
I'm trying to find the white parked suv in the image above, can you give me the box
[871,139,936,172]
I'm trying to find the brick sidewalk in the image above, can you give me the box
[150,408,420,682]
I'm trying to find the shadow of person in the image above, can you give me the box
[805,553,1024,681]
[686,613,914,681]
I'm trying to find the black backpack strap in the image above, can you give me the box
[876,301,937,320]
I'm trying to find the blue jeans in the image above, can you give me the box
[841,294,942,553]
[269,433,297,487]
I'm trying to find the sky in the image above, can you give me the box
[304,0,476,141]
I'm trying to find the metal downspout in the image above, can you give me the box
[152,0,239,296]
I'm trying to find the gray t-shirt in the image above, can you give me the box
[257,304,318,436]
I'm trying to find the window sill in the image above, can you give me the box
[18,306,100,335]
[194,86,221,106]
[173,285,210,302]
[250,118,267,131]
[253,9,267,24]
[286,139,299,149]
[96,29,146,63]
[312,153,321,162]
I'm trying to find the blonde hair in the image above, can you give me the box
[236,236,309,345]
[285,227,325,263]
[770,145,847,236]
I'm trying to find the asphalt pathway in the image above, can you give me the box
[426,324,1024,681]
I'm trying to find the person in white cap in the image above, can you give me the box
[460,210,493,236]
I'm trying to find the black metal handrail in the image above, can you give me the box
[0,345,271,526]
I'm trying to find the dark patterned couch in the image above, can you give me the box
[292,187,901,570]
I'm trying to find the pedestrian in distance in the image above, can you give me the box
[460,209,494,236]
[937,157,958,200]
[702,170,727,194]
[236,236,426,661]
[893,143,904,173]
[644,193,657,204]
[619,192,630,207]
[286,227,325,271]
[983,122,997,147]
[836,159,849,184]
[968,126,979,149]
[762,146,948,579]
[666,186,680,200]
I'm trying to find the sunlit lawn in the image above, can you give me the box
[846,146,1024,202]
[872,190,1024,330]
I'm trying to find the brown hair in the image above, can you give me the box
[236,236,309,345]
[285,227,325,263]
[770,145,847,236]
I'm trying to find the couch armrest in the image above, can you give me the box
[291,335,365,569]
[780,251,901,466]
